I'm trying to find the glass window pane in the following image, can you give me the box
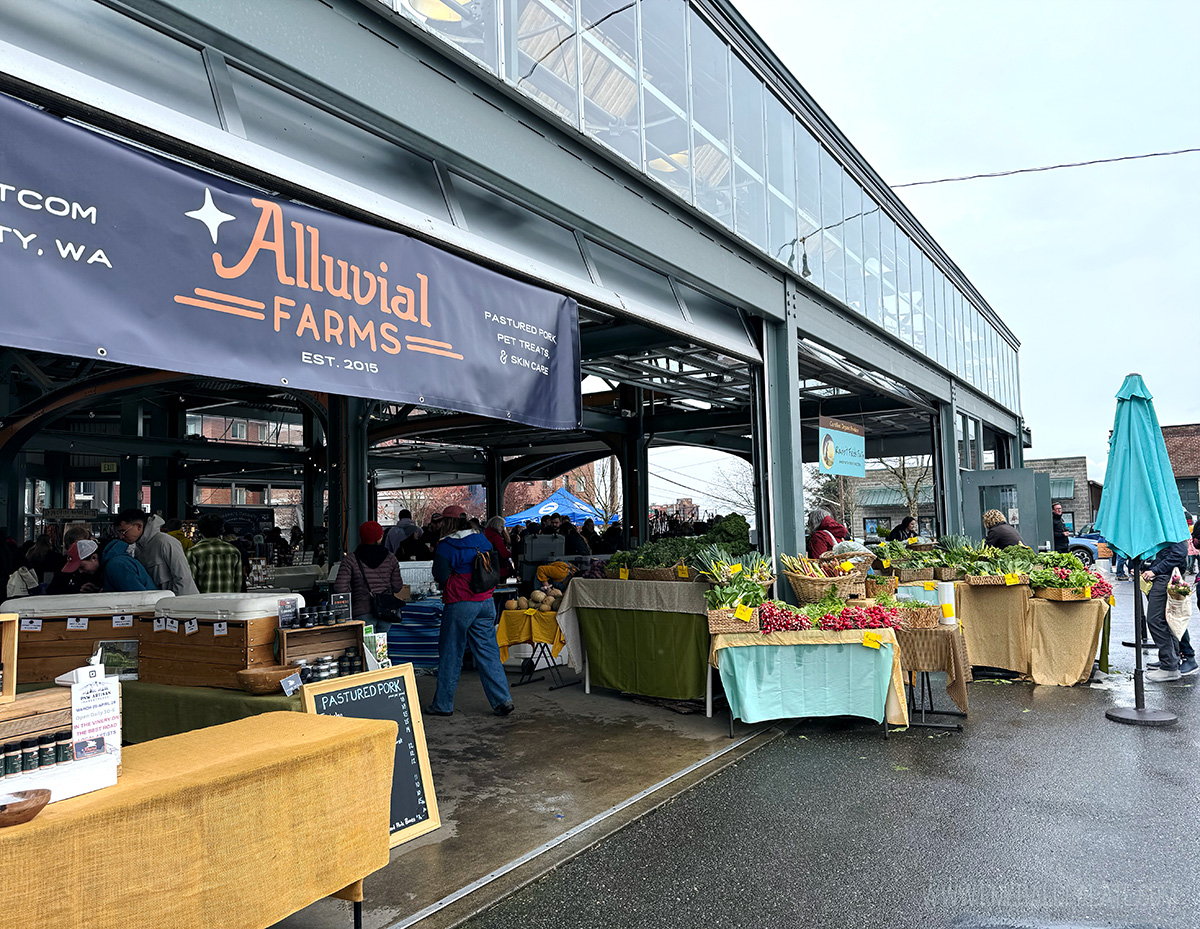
[409,0,500,73]
[641,0,690,199]
[765,92,797,265]
[987,323,997,399]
[880,215,899,337]
[731,55,766,248]
[973,307,983,389]
[841,176,865,314]
[895,230,914,346]
[956,291,969,382]
[580,0,640,164]
[923,254,941,365]
[689,9,732,228]
[819,148,845,302]
[507,0,578,126]
[796,121,820,239]
[909,239,925,354]
[863,196,883,327]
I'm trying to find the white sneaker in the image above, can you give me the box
[1146,668,1182,683]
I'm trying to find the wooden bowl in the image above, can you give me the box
[0,790,51,828]
[235,666,295,695]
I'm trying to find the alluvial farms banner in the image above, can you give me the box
[0,94,581,429]
[818,416,865,478]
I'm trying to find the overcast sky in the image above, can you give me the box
[650,0,1199,514]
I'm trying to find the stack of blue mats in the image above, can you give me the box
[388,598,443,669]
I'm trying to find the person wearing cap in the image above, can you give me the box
[428,506,514,717]
[333,521,406,632]
[48,540,103,595]
[187,515,244,593]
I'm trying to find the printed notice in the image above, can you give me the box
[184,619,199,635]
[20,619,41,632]
[153,617,166,632]
[165,618,179,633]
[214,621,228,637]
[112,614,133,628]
[67,617,89,631]
[71,677,121,765]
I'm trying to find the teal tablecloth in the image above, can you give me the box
[718,642,895,724]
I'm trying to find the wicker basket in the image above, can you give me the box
[897,605,943,629]
[865,575,899,598]
[1033,587,1090,601]
[784,571,858,604]
[630,567,689,582]
[819,551,875,580]
[965,574,1029,587]
[907,542,936,552]
[708,607,761,635]
[896,566,935,582]
[933,566,959,582]
[605,565,626,580]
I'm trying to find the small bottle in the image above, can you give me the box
[55,731,73,765]
[20,738,39,772]
[3,742,20,778]
[38,734,56,768]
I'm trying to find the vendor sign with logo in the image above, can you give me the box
[818,417,866,478]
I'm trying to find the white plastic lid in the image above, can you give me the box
[1,590,174,617]
[156,592,305,619]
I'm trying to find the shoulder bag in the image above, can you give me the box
[352,555,406,623]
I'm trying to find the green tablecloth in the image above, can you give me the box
[575,608,709,700]
[122,681,302,743]
[718,642,895,725]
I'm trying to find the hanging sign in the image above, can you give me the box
[0,94,581,430]
[818,417,866,477]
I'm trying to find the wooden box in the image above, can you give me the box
[0,614,15,704]
[138,593,305,690]
[0,687,72,743]
[1,592,173,684]
[278,621,366,669]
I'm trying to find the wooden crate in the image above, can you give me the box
[137,593,302,690]
[17,614,151,684]
[0,614,15,704]
[278,622,366,668]
[0,687,72,743]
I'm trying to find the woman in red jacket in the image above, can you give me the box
[806,507,850,558]
[483,517,513,580]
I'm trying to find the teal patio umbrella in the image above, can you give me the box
[1094,373,1189,726]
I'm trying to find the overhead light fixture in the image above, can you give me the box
[648,151,690,173]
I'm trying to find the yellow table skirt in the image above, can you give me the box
[497,609,565,662]
[0,712,396,929]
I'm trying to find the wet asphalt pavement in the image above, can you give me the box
[462,568,1200,929]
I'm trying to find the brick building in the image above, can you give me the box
[1162,425,1200,515]
[1022,456,1102,533]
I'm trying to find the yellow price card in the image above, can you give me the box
[734,603,753,622]
[862,631,882,649]
[839,561,854,573]
[731,563,743,575]
[525,608,538,616]
[1108,595,1116,606]
[924,581,936,591]
[619,567,629,580]
[881,559,890,568]
[907,537,918,545]
[1004,573,1019,586]
[1083,586,1092,598]
[676,564,689,579]
[941,603,955,618]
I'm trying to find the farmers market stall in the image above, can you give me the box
[894,624,972,723]
[496,607,569,688]
[554,578,713,713]
[1027,598,1109,686]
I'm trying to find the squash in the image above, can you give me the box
[504,599,518,611]
[538,601,554,612]
[517,597,529,610]
[530,590,547,603]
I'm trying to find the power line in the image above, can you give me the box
[893,146,1200,188]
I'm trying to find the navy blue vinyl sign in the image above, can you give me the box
[0,94,581,429]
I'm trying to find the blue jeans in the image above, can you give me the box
[1145,574,1179,671]
[1112,554,1127,576]
[432,598,511,712]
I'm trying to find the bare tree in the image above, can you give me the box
[804,465,858,531]
[877,455,933,520]
[575,456,622,525]
[715,459,757,515]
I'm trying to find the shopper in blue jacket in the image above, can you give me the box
[101,539,158,592]
[428,506,513,717]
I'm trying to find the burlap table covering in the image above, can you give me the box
[895,625,972,713]
[1028,598,1108,686]
[710,628,908,726]
[497,609,566,663]
[0,712,396,928]
[957,583,1032,674]
[556,578,707,673]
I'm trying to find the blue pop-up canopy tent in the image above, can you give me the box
[504,488,618,528]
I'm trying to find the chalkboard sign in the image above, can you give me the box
[301,664,440,848]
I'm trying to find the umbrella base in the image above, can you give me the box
[1121,640,1157,650]
[1106,705,1177,727]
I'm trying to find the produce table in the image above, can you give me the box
[0,712,395,929]
[496,609,566,663]
[895,625,972,714]
[709,629,908,727]
[957,583,1032,674]
[121,680,301,743]
[556,579,711,711]
[1027,598,1108,686]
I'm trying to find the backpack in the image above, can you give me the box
[469,549,502,594]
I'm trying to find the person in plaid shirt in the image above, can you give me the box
[187,515,245,593]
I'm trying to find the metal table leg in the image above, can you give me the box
[706,663,713,719]
[905,670,964,731]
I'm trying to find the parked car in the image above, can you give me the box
[1067,537,1099,567]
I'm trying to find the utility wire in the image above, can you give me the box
[893,146,1200,188]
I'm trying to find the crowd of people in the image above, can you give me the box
[0,509,306,600]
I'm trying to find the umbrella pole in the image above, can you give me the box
[1107,556,1177,726]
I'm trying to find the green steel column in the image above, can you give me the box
[936,391,964,536]
[766,286,806,563]
[485,450,504,521]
